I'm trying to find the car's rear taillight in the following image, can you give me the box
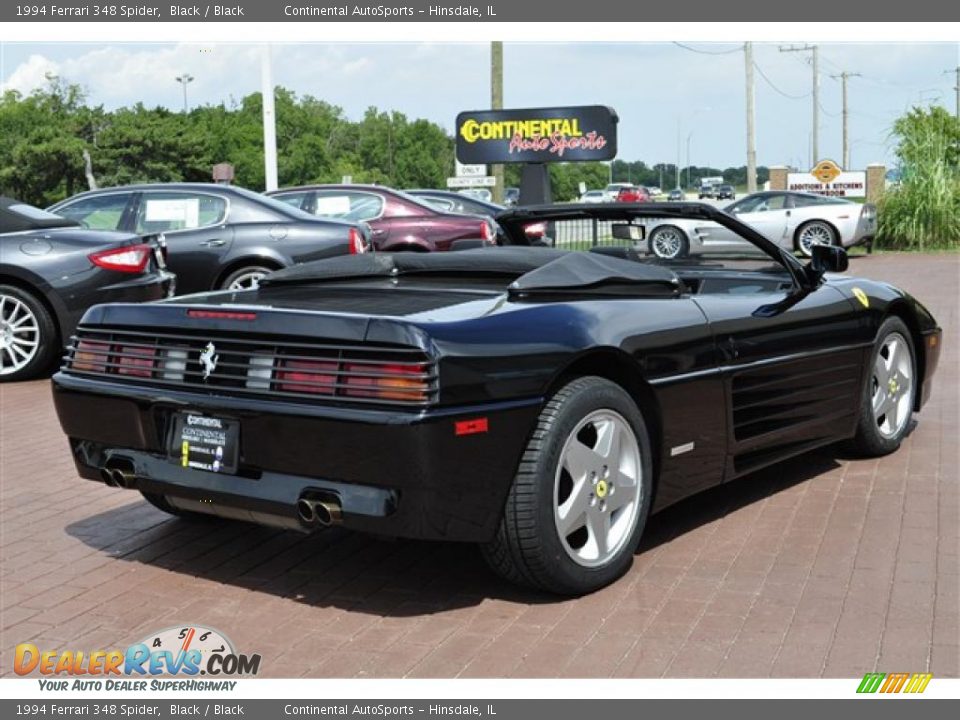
[73,340,111,373]
[480,221,494,244]
[89,244,151,273]
[524,222,546,239]
[343,362,431,402]
[349,227,368,254]
[116,346,155,378]
[277,359,338,394]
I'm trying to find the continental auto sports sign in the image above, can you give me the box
[455,106,618,164]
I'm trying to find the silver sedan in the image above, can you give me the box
[643,191,877,259]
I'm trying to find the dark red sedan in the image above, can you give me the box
[267,185,497,252]
[615,186,652,203]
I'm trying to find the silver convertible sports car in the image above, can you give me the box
[643,191,877,260]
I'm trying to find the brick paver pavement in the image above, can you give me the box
[1,252,957,678]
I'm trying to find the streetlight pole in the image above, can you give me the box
[685,131,693,189]
[174,73,194,113]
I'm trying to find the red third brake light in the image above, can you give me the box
[89,244,151,274]
[349,227,368,254]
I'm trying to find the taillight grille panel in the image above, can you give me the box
[65,329,438,407]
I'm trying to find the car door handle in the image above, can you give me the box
[201,239,227,247]
[785,210,791,217]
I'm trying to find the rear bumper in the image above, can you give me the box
[52,373,540,542]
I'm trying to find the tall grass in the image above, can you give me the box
[877,107,960,251]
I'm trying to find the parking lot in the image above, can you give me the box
[0,252,956,679]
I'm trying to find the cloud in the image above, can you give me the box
[3,53,61,95]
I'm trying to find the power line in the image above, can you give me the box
[671,42,742,56]
[753,62,810,100]
[780,44,820,163]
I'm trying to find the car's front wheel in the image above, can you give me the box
[648,225,689,260]
[848,317,917,456]
[481,376,653,595]
[0,285,58,382]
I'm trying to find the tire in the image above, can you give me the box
[848,317,917,456]
[219,265,275,291]
[0,284,59,382]
[140,491,217,521]
[648,225,689,260]
[794,220,837,257]
[481,376,653,595]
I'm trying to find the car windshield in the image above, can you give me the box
[231,186,319,220]
[496,206,794,279]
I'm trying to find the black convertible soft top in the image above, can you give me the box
[261,247,680,298]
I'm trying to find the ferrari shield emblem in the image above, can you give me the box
[852,287,870,308]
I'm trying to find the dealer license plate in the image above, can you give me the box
[170,412,239,474]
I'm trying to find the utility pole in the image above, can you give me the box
[947,67,960,119]
[745,42,757,193]
[490,41,504,204]
[675,119,681,190]
[260,45,278,192]
[780,44,819,164]
[174,73,193,113]
[831,71,860,168]
[685,131,693,189]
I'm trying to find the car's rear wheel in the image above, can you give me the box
[481,376,652,595]
[220,265,275,291]
[648,225,689,260]
[848,317,916,456]
[0,285,58,382]
[794,220,837,257]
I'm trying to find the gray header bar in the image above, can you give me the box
[1,0,956,22]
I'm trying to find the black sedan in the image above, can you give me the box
[0,197,173,381]
[52,203,940,594]
[49,183,368,295]
[406,188,504,216]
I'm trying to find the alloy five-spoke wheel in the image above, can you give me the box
[482,376,653,595]
[554,410,643,568]
[849,316,916,456]
[871,331,913,440]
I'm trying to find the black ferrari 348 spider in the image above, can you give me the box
[52,203,941,594]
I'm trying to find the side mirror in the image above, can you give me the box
[810,244,849,273]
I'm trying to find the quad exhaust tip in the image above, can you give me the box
[297,497,343,528]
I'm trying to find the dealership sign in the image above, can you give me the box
[788,159,866,198]
[455,106,618,164]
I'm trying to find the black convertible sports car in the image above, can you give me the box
[49,183,369,295]
[51,203,941,594]
[0,197,173,382]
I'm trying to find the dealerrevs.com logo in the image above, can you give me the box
[14,625,261,691]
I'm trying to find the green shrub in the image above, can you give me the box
[877,106,960,251]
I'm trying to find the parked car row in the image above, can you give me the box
[0,181,875,384]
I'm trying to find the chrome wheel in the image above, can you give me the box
[554,409,643,568]
[871,332,913,439]
[224,268,270,291]
[797,221,835,256]
[0,294,40,376]
[650,227,685,259]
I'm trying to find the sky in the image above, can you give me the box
[1,41,957,173]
